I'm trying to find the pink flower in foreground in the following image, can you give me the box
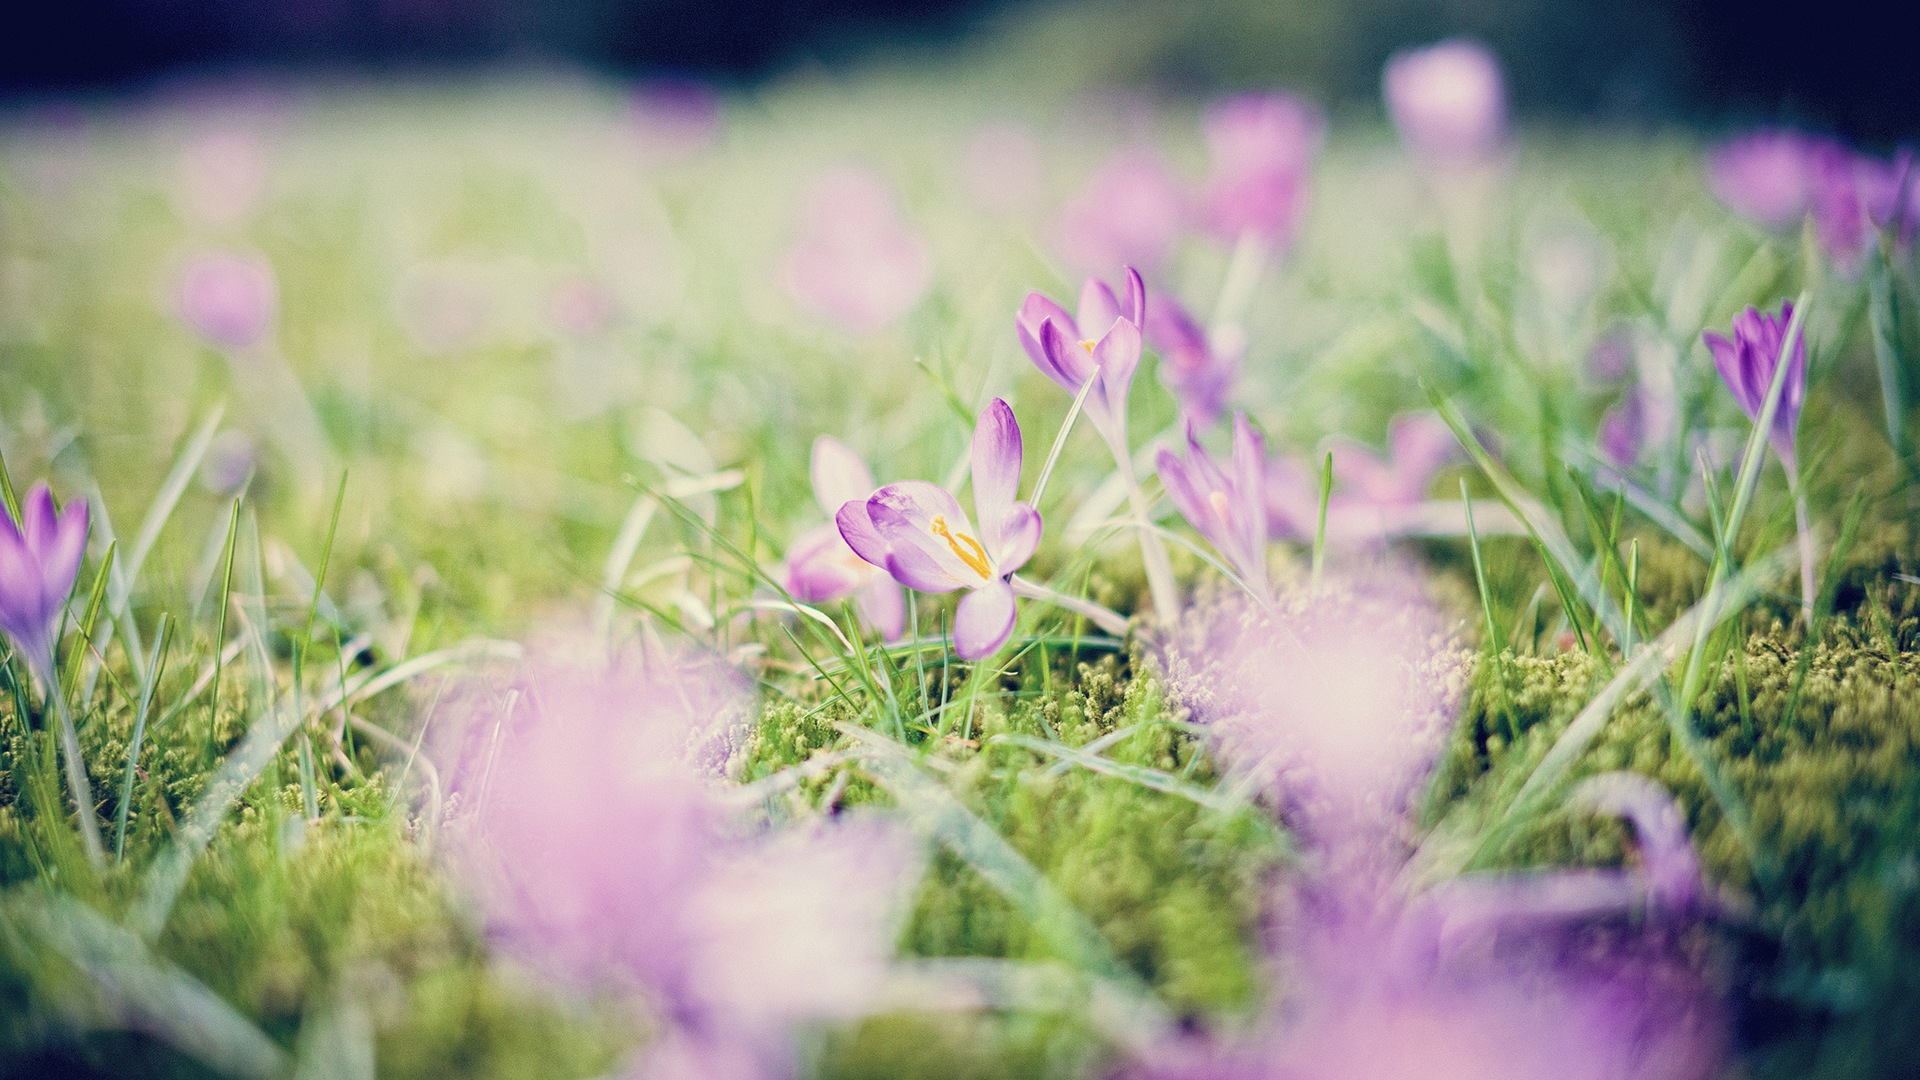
[1160,579,1460,841]
[1157,414,1270,597]
[0,483,89,680]
[838,399,1039,660]
[1049,147,1187,275]
[1142,589,1726,1080]
[781,167,934,335]
[1017,267,1146,455]
[439,642,922,1077]
[174,250,277,350]
[1383,39,1508,165]
[1198,92,1323,246]
[782,436,906,640]
[1147,294,1236,427]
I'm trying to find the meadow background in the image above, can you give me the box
[2,2,1917,1078]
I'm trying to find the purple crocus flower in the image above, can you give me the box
[174,250,278,351]
[1017,267,1146,455]
[1146,294,1236,427]
[1156,414,1270,597]
[1198,92,1322,246]
[1048,147,1188,276]
[837,399,1040,660]
[781,436,906,641]
[1326,413,1456,508]
[1383,39,1508,165]
[1706,129,1816,230]
[780,167,934,336]
[1702,301,1805,469]
[0,483,89,680]
[439,639,923,1078]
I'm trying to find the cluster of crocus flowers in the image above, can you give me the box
[836,399,1040,660]
[1707,130,1918,270]
[780,166,934,336]
[1141,581,1728,1080]
[438,640,922,1079]
[782,436,905,641]
[1382,38,1508,166]
[1019,268,1181,618]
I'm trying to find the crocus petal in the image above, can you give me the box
[1092,317,1141,423]
[1121,266,1146,330]
[952,578,1017,660]
[836,501,891,569]
[1388,414,1456,498]
[971,398,1024,549]
[1155,447,1214,539]
[1077,277,1123,339]
[811,436,877,518]
[1701,331,1746,413]
[42,497,89,612]
[1017,292,1077,370]
[1230,414,1268,573]
[994,504,1042,576]
[20,484,58,553]
[784,525,865,603]
[856,575,907,641]
[1037,318,1097,392]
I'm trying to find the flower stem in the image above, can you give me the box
[1115,448,1181,622]
[48,672,104,867]
[1011,576,1129,637]
[1792,475,1816,627]
[1208,229,1269,358]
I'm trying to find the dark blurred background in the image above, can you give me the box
[5,0,1917,140]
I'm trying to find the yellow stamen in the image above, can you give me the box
[1079,338,1098,354]
[1208,490,1232,522]
[930,516,992,579]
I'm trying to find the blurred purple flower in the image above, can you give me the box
[781,167,934,336]
[1147,294,1236,427]
[838,399,1039,660]
[629,79,723,162]
[963,123,1043,213]
[548,275,619,340]
[1598,391,1648,469]
[1159,577,1460,841]
[1198,92,1322,246]
[1702,301,1805,469]
[1017,267,1146,455]
[440,640,922,1076]
[1383,39,1508,165]
[1144,588,1727,1080]
[174,250,277,351]
[1327,413,1456,508]
[0,482,88,680]
[1706,129,1816,229]
[1157,414,1270,597]
[1049,148,1188,276]
[1263,454,1320,541]
[782,436,906,641]
[176,129,269,226]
